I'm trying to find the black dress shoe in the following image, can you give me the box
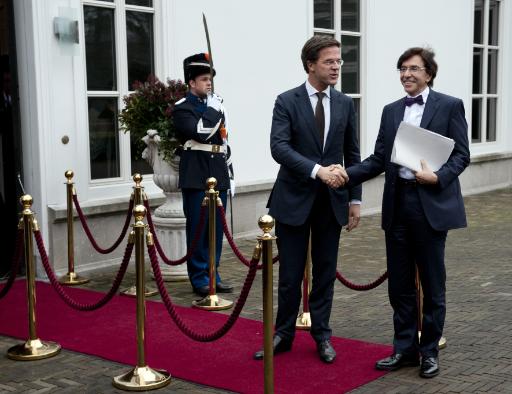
[216,281,234,293]
[375,353,420,371]
[420,356,439,378]
[253,335,292,360]
[192,285,210,297]
[317,340,336,363]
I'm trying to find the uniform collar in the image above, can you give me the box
[186,92,206,105]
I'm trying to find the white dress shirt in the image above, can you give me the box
[305,80,331,179]
[399,86,430,179]
[305,81,361,206]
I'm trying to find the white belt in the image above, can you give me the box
[183,140,226,154]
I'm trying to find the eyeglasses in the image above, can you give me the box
[322,59,344,67]
[398,66,426,74]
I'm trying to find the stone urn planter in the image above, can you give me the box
[142,130,188,282]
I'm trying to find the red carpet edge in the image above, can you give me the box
[0,281,391,393]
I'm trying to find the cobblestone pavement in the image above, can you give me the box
[1,187,511,393]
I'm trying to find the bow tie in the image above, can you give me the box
[405,95,424,107]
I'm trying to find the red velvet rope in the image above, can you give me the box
[0,228,24,300]
[218,205,279,269]
[336,270,388,291]
[218,205,262,268]
[73,194,134,254]
[34,230,133,311]
[220,200,386,291]
[144,199,207,266]
[148,243,259,342]
[220,201,386,291]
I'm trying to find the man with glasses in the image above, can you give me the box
[347,47,470,378]
[253,35,361,363]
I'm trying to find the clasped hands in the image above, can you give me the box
[317,164,348,188]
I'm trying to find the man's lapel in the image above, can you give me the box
[324,87,340,151]
[420,89,440,129]
[296,84,322,151]
[393,97,406,132]
[392,89,440,132]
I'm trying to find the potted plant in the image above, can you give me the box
[119,75,188,166]
[119,75,188,216]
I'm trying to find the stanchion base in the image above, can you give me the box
[418,331,447,350]
[59,272,89,286]
[120,285,158,297]
[296,312,311,330]
[192,294,233,310]
[112,365,171,391]
[7,338,61,361]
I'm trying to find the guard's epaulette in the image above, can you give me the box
[175,97,186,105]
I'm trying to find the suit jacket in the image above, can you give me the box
[172,95,230,190]
[268,83,362,226]
[347,89,470,232]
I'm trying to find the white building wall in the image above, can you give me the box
[496,0,512,156]
[11,0,512,273]
[16,0,511,206]
[16,0,311,207]
[171,0,310,185]
[14,0,52,244]
[365,0,473,159]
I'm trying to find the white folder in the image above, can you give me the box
[391,121,455,172]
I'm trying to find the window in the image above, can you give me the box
[472,0,500,144]
[313,0,362,142]
[83,0,155,180]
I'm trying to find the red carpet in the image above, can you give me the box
[0,281,391,393]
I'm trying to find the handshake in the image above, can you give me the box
[318,164,349,188]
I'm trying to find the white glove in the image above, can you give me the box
[206,93,223,112]
[229,179,236,197]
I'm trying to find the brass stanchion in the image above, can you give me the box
[7,195,61,361]
[113,205,171,391]
[416,268,446,349]
[59,170,89,285]
[121,174,157,297]
[296,234,312,330]
[258,215,275,394]
[192,178,233,310]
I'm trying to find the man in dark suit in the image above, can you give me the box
[253,35,361,363]
[347,47,470,378]
[172,53,234,297]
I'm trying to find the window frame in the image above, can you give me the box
[81,0,157,188]
[312,0,365,152]
[471,0,502,147]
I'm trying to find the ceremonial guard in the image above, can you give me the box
[172,53,234,297]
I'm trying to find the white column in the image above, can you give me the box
[152,191,188,282]
[143,134,189,282]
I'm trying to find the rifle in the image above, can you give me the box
[202,13,235,234]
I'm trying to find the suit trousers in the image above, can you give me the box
[385,182,447,357]
[182,188,227,288]
[275,184,341,343]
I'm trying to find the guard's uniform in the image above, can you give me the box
[173,90,233,290]
[174,93,231,190]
